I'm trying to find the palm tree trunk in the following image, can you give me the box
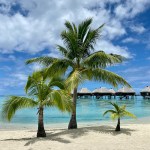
[115,118,120,131]
[37,107,46,137]
[68,87,77,129]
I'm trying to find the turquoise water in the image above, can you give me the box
[0,96,150,125]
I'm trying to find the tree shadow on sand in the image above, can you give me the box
[1,125,136,146]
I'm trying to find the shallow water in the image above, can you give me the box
[0,96,150,125]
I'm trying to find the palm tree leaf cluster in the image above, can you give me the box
[103,102,136,131]
[26,18,130,90]
[2,71,73,137]
[25,18,131,129]
[103,102,136,120]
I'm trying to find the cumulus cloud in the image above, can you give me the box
[130,25,146,34]
[0,0,150,94]
[115,0,150,19]
[29,63,43,71]
[0,0,149,57]
[96,40,131,58]
[12,73,27,81]
[122,37,139,43]
[0,73,27,89]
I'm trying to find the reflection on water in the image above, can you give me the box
[0,96,150,124]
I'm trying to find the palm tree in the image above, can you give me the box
[103,102,136,131]
[26,18,130,129]
[2,71,73,137]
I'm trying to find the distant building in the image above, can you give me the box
[116,86,135,99]
[78,88,92,97]
[92,87,115,99]
[140,86,150,99]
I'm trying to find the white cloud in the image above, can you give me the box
[96,40,131,58]
[115,0,150,19]
[0,73,27,89]
[0,0,149,57]
[12,73,27,81]
[130,25,146,34]
[29,63,43,71]
[0,0,150,95]
[103,19,126,40]
[122,37,139,43]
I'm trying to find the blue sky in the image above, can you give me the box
[0,0,150,95]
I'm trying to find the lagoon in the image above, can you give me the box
[0,96,150,126]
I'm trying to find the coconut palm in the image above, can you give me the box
[2,71,73,137]
[26,18,130,129]
[103,102,136,131]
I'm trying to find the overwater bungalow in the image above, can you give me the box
[108,88,116,99]
[116,87,135,99]
[109,88,116,95]
[92,87,115,99]
[77,88,92,98]
[140,86,150,99]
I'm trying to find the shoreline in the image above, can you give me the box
[1,116,150,131]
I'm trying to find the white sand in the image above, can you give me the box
[0,123,150,150]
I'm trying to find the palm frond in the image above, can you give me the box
[83,68,130,88]
[123,111,137,119]
[47,90,73,112]
[111,113,119,120]
[65,21,74,32]
[78,18,93,42]
[61,30,77,54]
[2,96,38,121]
[103,110,117,116]
[26,57,57,66]
[81,24,104,56]
[72,23,78,34]
[103,102,136,121]
[83,51,126,68]
[109,102,120,112]
[25,71,44,93]
[46,59,74,77]
[48,77,65,90]
[120,105,126,110]
[65,69,86,91]
[57,45,68,56]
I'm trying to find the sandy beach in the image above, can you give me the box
[0,123,150,150]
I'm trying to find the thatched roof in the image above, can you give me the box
[117,87,135,93]
[109,88,116,94]
[92,87,109,93]
[92,88,99,93]
[141,86,150,92]
[79,88,91,93]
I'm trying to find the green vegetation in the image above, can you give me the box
[2,71,73,137]
[26,18,130,129]
[103,102,136,131]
